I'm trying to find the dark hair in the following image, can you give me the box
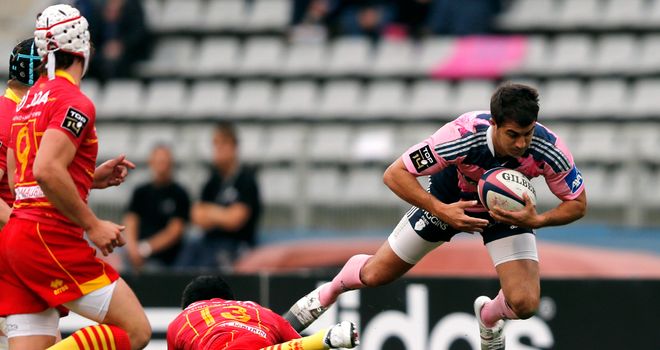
[36,51,81,75]
[9,38,40,86]
[214,121,238,145]
[180,275,235,309]
[490,82,540,127]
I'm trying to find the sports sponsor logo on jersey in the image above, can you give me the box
[219,321,268,338]
[564,166,583,193]
[61,107,89,137]
[409,145,437,173]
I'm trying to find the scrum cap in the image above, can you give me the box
[9,38,40,86]
[34,4,91,79]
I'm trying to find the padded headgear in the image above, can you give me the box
[9,38,40,86]
[34,4,91,78]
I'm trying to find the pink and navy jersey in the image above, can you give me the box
[402,111,584,211]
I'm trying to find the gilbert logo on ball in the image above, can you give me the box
[478,168,536,211]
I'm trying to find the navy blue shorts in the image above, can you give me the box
[406,166,533,244]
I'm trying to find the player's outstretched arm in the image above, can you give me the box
[260,321,359,350]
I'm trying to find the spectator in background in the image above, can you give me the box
[179,122,262,270]
[88,0,150,80]
[427,0,502,35]
[124,145,190,273]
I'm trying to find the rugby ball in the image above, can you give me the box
[478,168,536,211]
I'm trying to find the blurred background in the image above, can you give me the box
[2,0,660,349]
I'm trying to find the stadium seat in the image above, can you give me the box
[571,124,630,164]
[590,34,638,75]
[187,81,232,118]
[139,37,196,77]
[96,80,144,119]
[80,79,101,105]
[546,35,594,75]
[628,78,660,117]
[238,37,285,76]
[154,0,203,32]
[540,79,584,119]
[192,38,240,76]
[273,80,320,119]
[393,123,440,156]
[600,0,645,29]
[507,35,550,76]
[369,39,416,77]
[316,80,363,119]
[350,124,396,162]
[262,124,307,162]
[307,124,353,162]
[415,37,456,75]
[359,81,408,119]
[633,34,660,74]
[203,0,246,31]
[130,125,179,163]
[305,168,344,205]
[179,123,216,163]
[495,0,557,30]
[258,167,298,205]
[176,163,210,199]
[244,0,291,32]
[405,80,454,119]
[342,167,398,206]
[583,79,629,118]
[449,80,494,116]
[228,80,275,119]
[281,40,327,77]
[96,124,134,162]
[143,81,188,119]
[640,0,660,29]
[629,123,660,164]
[325,37,372,76]
[554,0,599,29]
[142,0,163,29]
[237,124,265,163]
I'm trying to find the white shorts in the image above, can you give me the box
[64,280,117,322]
[5,309,59,338]
[388,217,538,266]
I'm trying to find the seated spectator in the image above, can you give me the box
[124,145,190,272]
[89,0,151,79]
[179,122,262,271]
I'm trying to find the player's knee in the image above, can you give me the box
[507,292,539,319]
[127,321,152,350]
[359,267,396,287]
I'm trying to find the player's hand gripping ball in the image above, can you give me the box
[478,168,536,211]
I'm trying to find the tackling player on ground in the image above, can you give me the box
[167,275,359,350]
[284,83,587,350]
[0,4,150,350]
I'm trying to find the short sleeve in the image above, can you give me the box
[127,185,145,214]
[542,136,585,201]
[235,170,260,209]
[400,124,460,176]
[47,96,96,147]
[173,184,191,220]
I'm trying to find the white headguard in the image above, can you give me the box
[34,4,91,79]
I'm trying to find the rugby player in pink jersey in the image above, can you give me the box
[284,83,587,350]
[0,4,150,350]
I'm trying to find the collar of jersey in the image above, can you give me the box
[486,125,495,156]
[3,88,21,104]
[55,70,77,85]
